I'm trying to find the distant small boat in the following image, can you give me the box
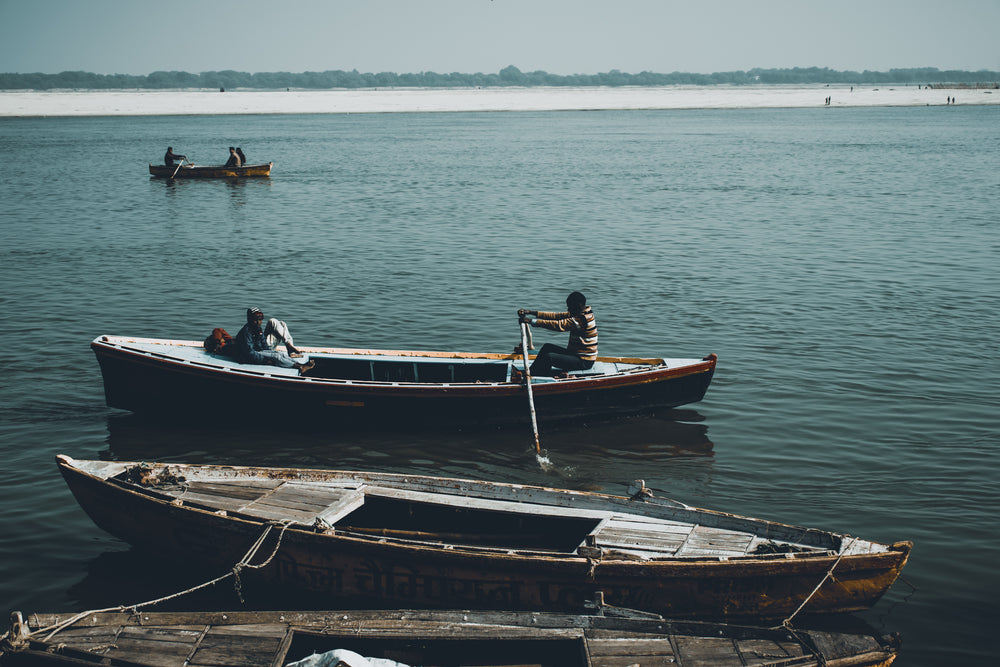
[148,162,273,178]
[57,455,912,620]
[91,335,717,426]
[2,607,901,667]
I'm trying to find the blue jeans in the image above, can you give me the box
[529,343,594,377]
[255,349,297,368]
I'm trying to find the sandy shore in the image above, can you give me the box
[1,85,996,117]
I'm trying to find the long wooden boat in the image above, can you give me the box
[57,456,912,620]
[1,608,900,667]
[148,162,273,178]
[91,335,717,426]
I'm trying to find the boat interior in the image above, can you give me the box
[309,355,513,383]
[105,463,841,561]
[94,337,675,384]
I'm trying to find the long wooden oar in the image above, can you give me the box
[170,158,189,179]
[519,320,541,454]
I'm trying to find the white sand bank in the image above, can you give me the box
[1,85,996,117]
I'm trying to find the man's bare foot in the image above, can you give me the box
[297,360,315,375]
[287,343,302,357]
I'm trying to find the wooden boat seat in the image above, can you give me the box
[590,517,770,559]
[179,480,366,526]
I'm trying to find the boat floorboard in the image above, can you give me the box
[145,477,813,560]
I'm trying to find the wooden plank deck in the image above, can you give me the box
[168,478,800,560]
[175,481,366,526]
[587,637,676,667]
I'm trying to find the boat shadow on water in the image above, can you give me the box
[100,408,715,474]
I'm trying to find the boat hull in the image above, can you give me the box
[58,457,911,621]
[149,162,273,178]
[91,336,717,426]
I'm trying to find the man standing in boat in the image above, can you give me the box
[164,147,186,167]
[518,291,597,376]
[234,307,314,375]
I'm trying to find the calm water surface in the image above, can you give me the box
[0,106,997,665]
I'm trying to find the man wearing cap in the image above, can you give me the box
[233,307,314,375]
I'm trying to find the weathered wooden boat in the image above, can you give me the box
[57,456,912,620]
[1,607,901,667]
[91,335,717,426]
[148,162,273,178]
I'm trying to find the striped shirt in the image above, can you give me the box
[533,305,598,361]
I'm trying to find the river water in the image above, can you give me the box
[0,104,997,665]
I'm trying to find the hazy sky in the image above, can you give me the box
[2,0,997,76]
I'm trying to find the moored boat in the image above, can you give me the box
[90,335,717,426]
[57,455,912,620]
[1,607,901,667]
[148,162,273,178]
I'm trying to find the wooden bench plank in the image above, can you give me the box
[587,637,675,656]
[317,490,367,525]
[189,634,283,667]
[736,638,803,664]
[674,637,740,665]
[185,481,279,501]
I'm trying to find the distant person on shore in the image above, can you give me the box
[234,307,314,375]
[518,291,598,377]
[236,147,247,165]
[225,147,241,167]
[164,147,186,167]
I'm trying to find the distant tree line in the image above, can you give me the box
[2,65,998,91]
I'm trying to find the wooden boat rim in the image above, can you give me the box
[91,334,716,389]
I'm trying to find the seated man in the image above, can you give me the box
[518,291,598,377]
[164,146,186,167]
[234,307,314,375]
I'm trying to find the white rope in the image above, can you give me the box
[31,520,296,643]
[776,536,859,630]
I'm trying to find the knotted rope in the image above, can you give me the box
[26,520,296,644]
[774,536,858,632]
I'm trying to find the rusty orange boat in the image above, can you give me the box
[58,455,912,621]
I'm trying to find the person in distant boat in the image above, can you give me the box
[234,307,314,375]
[164,147,186,167]
[225,147,241,167]
[236,147,247,165]
[518,291,598,377]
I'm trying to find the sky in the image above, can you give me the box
[1,0,998,77]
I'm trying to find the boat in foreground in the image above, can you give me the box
[1,608,901,667]
[148,162,273,178]
[57,456,911,620]
[91,335,717,426]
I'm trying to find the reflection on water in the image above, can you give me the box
[101,409,713,492]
